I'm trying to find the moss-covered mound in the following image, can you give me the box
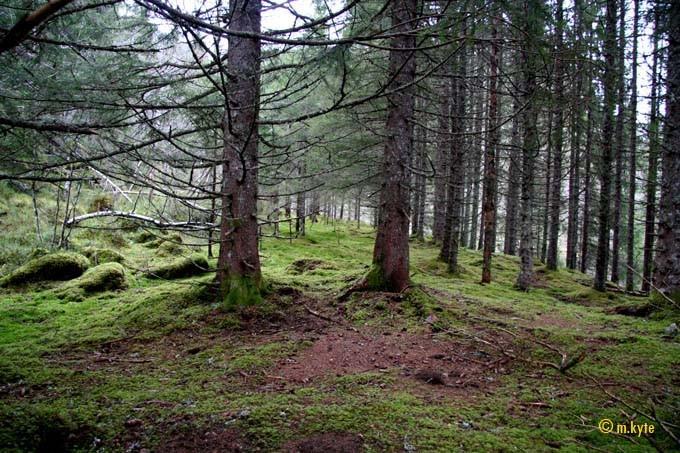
[72,262,127,293]
[81,247,125,266]
[156,240,184,257]
[0,252,89,287]
[55,263,128,301]
[146,254,209,280]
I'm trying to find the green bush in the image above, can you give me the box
[146,254,209,280]
[0,252,89,287]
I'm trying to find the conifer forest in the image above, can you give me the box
[0,0,679,451]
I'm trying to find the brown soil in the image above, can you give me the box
[273,327,511,394]
[282,432,365,453]
[156,426,249,452]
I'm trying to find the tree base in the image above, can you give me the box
[220,275,262,311]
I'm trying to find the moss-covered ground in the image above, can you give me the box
[1,207,679,451]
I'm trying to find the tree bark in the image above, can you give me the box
[482,18,499,283]
[625,0,639,292]
[547,0,565,271]
[433,80,450,244]
[504,90,521,256]
[369,0,416,292]
[642,8,661,294]
[653,0,680,303]
[516,0,542,290]
[594,0,617,292]
[610,0,626,283]
[216,0,262,306]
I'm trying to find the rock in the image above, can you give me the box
[54,263,128,301]
[664,323,678,337]
[0,252,89,287]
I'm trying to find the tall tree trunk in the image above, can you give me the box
[642,8,661,294]
[580,99,594,273]
[216,0,262,306]
[566,0,584,270]
[610,0,626,283]
[540,103,552,264]
[295,164,306,236]
[516,0,542,290]
[369,0,416,292]
[594,0,617,292]
[469,84,483,249]
[482,18,499,283]
[504,92,521,256]
[547,0,565,271]
[412,106,426,239]
[625,0,639,292]
[653,0,680,303]
[433,82,450,243]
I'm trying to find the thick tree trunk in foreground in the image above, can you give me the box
[369,0,416,292]
[482,20,499,283]
[625,0,639,292]
[653,0,680,303]
[216,0,262,307]
[593,0,617,292]
[516,0,541,290]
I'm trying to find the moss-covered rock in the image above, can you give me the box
[156,239,184,257]
[55,263,128,301]
[0,252,89,287]
[72,262,127,293]
[134,230,157,244]
[81,247,125,266]
[146,254,209,280]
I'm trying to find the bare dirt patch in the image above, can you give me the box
[156,425,249,452]
[283,432,365,453]
[273,327,512,394]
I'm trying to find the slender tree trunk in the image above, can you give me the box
[482,19,499,283]
[594,0,617,292]
[547,0,565,270]
[369,0,416,292]
[566,0,584,270]
[469,85,483,249]
[653,0,680,302]
[610,0,626,283]
[540,104,552,264]
[625,0,639,292]
[433,80,450,244]
[295,164,306,236]
[216,0,262,305]
[504,93,521,256]
[208,163,217,258]
[580,100,594,273]
[642,8,661,294]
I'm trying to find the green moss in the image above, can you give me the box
[365,264,388,290]
[146,254,209,280]
[55,262,127,302]
[0,252,89,287]
[156,240,184,257]
[81,247,125,265]
[221,274,263,310]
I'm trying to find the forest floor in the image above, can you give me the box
[1,197,679,451]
